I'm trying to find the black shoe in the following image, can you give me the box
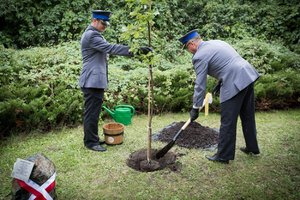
[99,140,106,145]
[206,154,229,164]
[240,147,260,155]
[86,145,107,152]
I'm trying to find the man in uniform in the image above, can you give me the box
[179,30,260,163]
[79,10,151,152]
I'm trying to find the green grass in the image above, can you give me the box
[1,109,299,199]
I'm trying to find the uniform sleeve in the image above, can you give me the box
[192,58,208,108]
[90,31,132,56]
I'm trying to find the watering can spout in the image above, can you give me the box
[102,105,116,119]
[102,104,135,125]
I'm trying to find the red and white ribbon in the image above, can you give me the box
[16,172,56,200]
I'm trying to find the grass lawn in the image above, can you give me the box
[1,109,299,199]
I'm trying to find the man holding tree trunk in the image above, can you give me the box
[79,10,151,152]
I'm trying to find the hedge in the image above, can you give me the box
[0,39,299,136]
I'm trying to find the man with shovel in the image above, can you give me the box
[179,30,260,163]
[79,10,151,152]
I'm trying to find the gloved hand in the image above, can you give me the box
[138,46,153,55]
[190,108,199,122]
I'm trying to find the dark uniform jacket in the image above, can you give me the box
[79,25,132,89]
[192,40,260,107]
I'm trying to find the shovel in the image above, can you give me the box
[155,93,212,159]
[155,118,191,159]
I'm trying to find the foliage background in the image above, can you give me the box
[0,0,299,136]
[1,0,299,51]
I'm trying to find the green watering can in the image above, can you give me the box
[102,105,135,125]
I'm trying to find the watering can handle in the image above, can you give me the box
[114,105,135,115]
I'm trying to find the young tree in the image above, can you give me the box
[122,0,157,163]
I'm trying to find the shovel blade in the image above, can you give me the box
[155,140,175,159]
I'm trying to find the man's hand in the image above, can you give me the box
[190,108,199,122]
[138,46,153,55]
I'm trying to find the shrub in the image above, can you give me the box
[0,42,83,136]
[255,70,300,110]
[231,38,300,75]
[0,38,299,136]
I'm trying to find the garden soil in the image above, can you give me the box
[126,121,219,172]
[156,121,219,149]
[127,148,181,172]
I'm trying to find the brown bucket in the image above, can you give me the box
[103,122,125,145]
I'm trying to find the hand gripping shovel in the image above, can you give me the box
[155,93,212,159]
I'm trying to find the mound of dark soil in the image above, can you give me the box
[155,121,219,149]
[126,148,181,172]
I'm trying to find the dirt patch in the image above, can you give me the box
[155,121,219,149]
[127,122,218,172]
[126,148,181,172]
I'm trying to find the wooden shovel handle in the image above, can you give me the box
[181,118,191,130]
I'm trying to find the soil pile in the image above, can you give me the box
[126,148,181,172]
[156,121,219,149]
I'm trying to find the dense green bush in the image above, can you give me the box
[0,42,82,136]
[0,0,122,48]
[255,70,300,110]
[1,37,299,137]
[230,38,300,74]
[1,38,299,136]
[0,0,299,136]
[0,36,300,135]
[1,0,299,52]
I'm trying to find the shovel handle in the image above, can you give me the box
[156,104,208,159]
[177,104,205,138]
[175,104,206,138]
[181,118,191,130]
[173,118,191,141]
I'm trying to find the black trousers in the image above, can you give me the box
[81,88,104,148]
[217,83,259,160]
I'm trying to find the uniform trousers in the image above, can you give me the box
[81,88,104,148]
[217,83,259,160]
